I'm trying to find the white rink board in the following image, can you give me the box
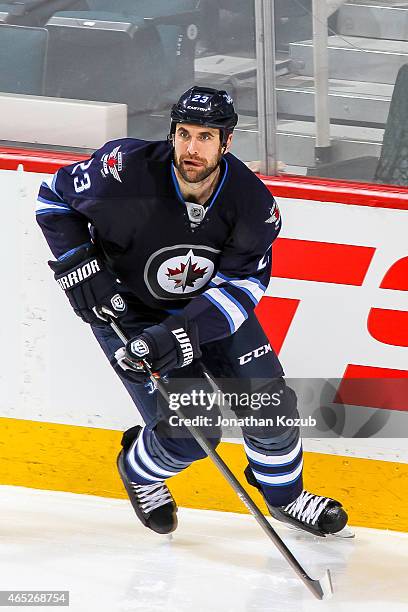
[0,168,137,430]
[271,197,408,377]
[1,168,407,462]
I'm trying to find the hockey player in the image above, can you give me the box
[36,86,348,537]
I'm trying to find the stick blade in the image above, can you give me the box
[305,568,333,600]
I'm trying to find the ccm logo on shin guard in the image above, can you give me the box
[238,343,272,365]
[57,259,100,290]
[172,327,194,366]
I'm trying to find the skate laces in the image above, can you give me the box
[283,490,332,526]
[131,481,172,515]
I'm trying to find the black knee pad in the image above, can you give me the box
[236,377,300,440]
[244,424,300,455]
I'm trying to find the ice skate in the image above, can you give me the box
[244,465,353,538]
[117,426,178,535]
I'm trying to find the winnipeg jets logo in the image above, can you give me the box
[265,201,281,227]
[145,244,219,300]
[101,145,123,182]
[167,251,208,291]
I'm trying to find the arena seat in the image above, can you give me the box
[0,1,88,27]
[44,0,199,112]
[0,24,48,95]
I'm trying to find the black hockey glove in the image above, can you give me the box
[48,245,127,325]
[114,315,201,382]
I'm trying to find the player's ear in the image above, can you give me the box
[222,132,233,154]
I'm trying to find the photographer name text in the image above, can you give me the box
[168,415,317,427]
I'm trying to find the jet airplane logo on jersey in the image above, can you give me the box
[145,245,219,300]
[265,201,281,228]
[101,145,123,182]
[167,253,208,291]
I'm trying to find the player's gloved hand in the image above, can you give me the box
[48,245,127,325]
[114,315,201,382]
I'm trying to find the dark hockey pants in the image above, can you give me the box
[92,311,303,506]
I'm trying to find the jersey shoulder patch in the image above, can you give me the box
[54,139,170,203]
[93,138,150,184]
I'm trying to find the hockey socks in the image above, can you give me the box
[243,432,303,507]
[123,425,191,485]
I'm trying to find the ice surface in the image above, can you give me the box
[0,485,407,612]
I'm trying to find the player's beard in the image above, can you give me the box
[173,145,223,184]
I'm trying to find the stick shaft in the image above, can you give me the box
[109,317,330,600]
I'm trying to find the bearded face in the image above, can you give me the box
[172,123,225,183]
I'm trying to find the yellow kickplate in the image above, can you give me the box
[0,417,406,532]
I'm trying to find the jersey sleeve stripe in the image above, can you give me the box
[248,276,267,291]
[212,274,265,305]
[203,292,235,334]
[40,175,65,201]
[36,202,74,215]
[51,173,64,200]
[227,278,265,304]
[58,242,92,261]
[37,195,71,209]
[229,281,260,305]
[40,184,63,204]
[218,286,249,319]
[36,207,74,216]
[204,287,247,332]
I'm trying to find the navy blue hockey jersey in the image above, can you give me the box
[36,139,281,344]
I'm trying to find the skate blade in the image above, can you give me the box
[327,526,355,539]
[281,521,355,539]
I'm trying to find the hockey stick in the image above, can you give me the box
[108,317,333,601]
